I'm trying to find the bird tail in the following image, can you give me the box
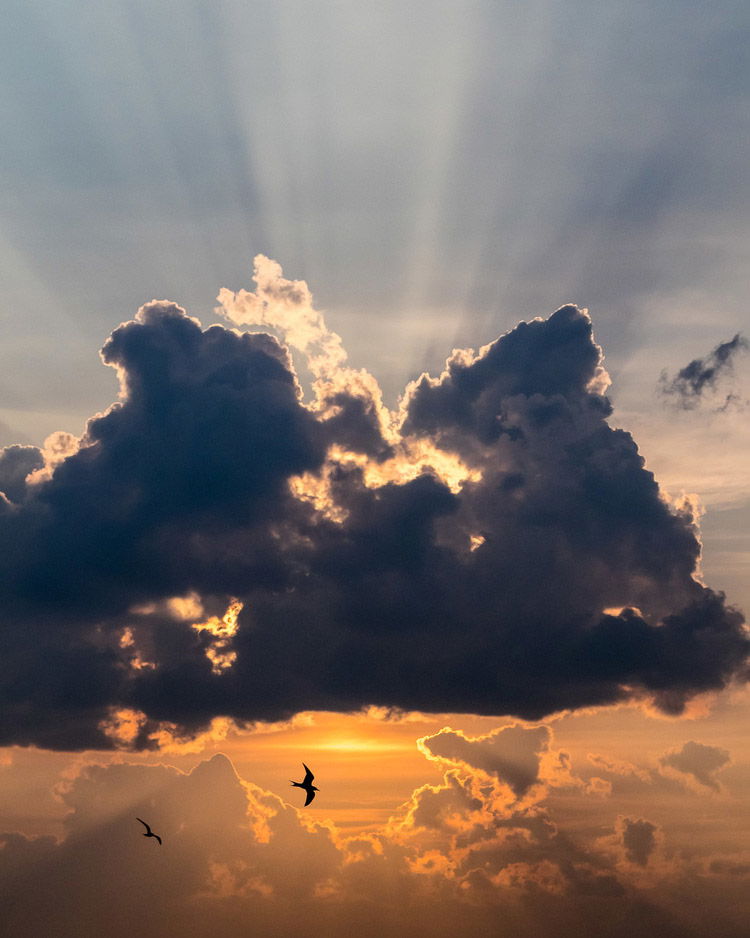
[291,781,302,788]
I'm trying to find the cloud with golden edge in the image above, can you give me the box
[417,724,583,803]
[191,599,243,674]
[25,430,81,486]
[0,255,747,752]
[218,257,481,498]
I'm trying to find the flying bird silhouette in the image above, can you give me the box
[291,763,319,806]
[136,817,162,845]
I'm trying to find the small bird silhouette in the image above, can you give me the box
[291,763,319,806]
[136,817,162,845]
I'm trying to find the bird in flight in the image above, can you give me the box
[136,817,162,845]
[291,763,319,806]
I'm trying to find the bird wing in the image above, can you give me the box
[302,763,314,785]
[136,817,152,835]
[154,834,162,845]
[303,788,316,807]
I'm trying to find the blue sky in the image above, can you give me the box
[2,1,747,396]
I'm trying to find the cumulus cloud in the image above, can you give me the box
[0,443,43,504]
[659,333,748,410]
[659,741,731,792]
[0,257,746,748]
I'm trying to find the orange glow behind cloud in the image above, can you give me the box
[191,599,243,674]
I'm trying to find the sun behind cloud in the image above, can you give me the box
[0,257,746,755]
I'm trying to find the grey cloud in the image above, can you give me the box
[660,741,731,792]
[659,333,748,410]
[618,816,658,867]
[0,294,746,748]
[0,444,43,504]
[420,725,551,798]
[407,770,484,830]
[708,859,750,878]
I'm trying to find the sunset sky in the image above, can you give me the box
[1,2,749,936]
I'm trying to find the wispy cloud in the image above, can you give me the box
[659,334,748,410]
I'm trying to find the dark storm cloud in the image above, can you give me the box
[0,293,747,748]
[9,302,325,607]
[659,333,748,409]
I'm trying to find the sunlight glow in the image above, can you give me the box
[312,735,413,753]
[191,599,243,674]
[118,627,156,671]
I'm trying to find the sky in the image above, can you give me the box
[0,2,749,936]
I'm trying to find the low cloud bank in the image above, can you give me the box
[1,740,747,938]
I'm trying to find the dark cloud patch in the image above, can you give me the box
[419,725,551,798]
[6,302,325,611]
[618,817,658,867]
[402,304,611,447]
[660,741,731,792]
[318,389,394,460]
[0,284,747,749]
[708,859,750,878]
[0,444,43,503]
[659,333,748,410]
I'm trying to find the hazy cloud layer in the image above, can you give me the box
[659,333,748,410]
[0,259,747,749]
[1,744,748,938]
